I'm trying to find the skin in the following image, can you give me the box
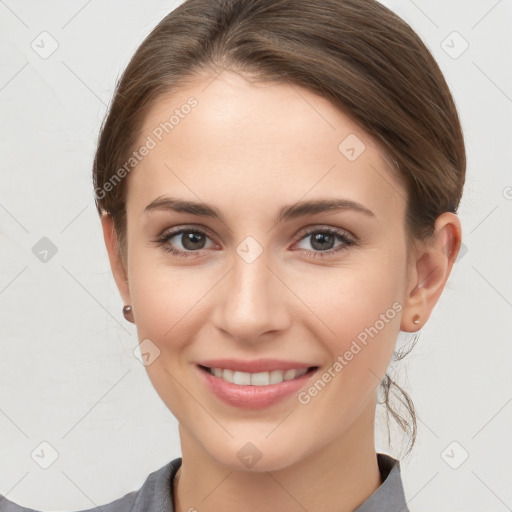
[101,70,461,512]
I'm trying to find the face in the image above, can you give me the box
[114,71,418,471]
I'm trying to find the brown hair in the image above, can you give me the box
[92,0,466,455]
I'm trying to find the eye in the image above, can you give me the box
[294,227,355,258]
[155,227,217,257]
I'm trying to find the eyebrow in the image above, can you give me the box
[144,196,375,223]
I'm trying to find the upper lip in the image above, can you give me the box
[198,358,317,373]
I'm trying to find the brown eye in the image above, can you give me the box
[157,228,216,256]
[294,228,355,258]
[179,231,207,250]
[309,232,336,251]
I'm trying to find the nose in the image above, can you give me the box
[211,249,292,343]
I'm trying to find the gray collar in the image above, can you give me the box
[354,453,410,512]
[0,453,410,512]
[129,452,410,512]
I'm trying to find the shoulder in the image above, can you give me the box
[0,457,182,512]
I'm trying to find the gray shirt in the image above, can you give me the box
[0,453,410,511]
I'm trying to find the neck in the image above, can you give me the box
[174,398,381,512]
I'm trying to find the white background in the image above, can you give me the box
[0,1,511,511]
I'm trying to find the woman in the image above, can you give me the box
[1,0,464,510]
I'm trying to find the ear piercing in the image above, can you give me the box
[123,305,134,323]
[412,313,421,325]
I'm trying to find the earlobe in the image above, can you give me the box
[100,213,131,305]
[401,212,462,332]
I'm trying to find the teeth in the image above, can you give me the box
[208,367,309,386]
[233,371,251,385]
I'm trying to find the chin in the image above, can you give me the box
[200,432,311,473]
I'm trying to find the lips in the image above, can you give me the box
[196,358,320,409]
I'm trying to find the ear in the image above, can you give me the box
[401,212,462,332]
[101,213,131,305]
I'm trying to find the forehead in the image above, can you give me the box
[127,71,406,222]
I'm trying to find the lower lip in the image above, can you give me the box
[197,365,318,409]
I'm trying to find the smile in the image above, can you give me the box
[196,357,320,409]
[201,366,316,386]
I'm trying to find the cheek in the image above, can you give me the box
[290,273,404,436]
[126,255,211,417]
[129,263,207,350]
[303,252,406,380]
[126,236,226,390]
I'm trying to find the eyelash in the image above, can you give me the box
[154,226,356,259]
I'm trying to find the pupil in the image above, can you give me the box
[182,232,204,250]
[311,233,334,251]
